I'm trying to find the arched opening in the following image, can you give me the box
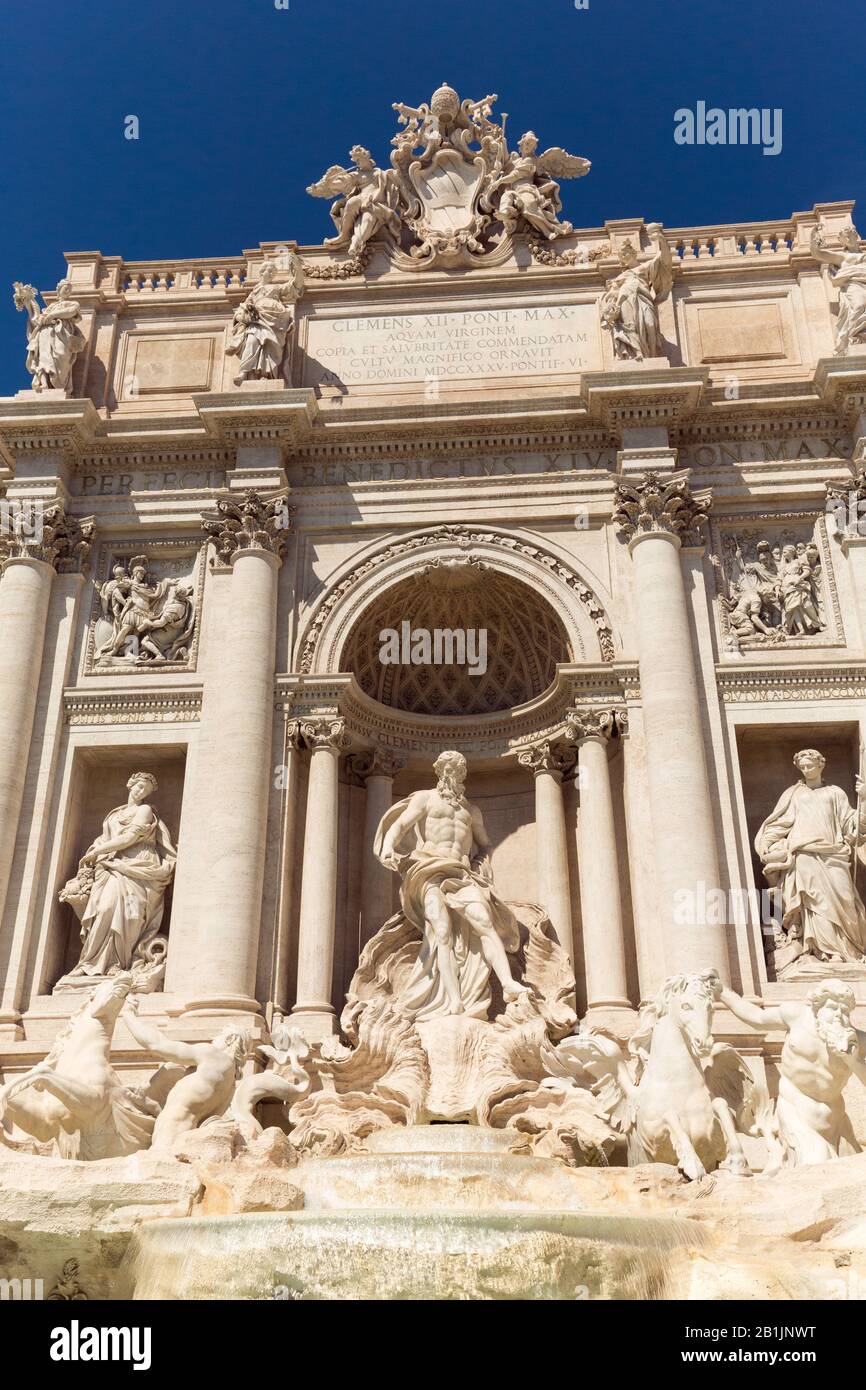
[339,559,572,716]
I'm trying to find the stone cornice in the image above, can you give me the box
[277,665,639,758]
[192,389,319,446]
[63,687,203,726]
[715,662,866,704]
[0,398,100,470]
[581,368,708,441]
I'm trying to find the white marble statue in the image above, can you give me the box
[13,279,86,392]
[599,224,673,361]
[59,772,177,981]
[544,971,774,1180]
[756,749,866,967]
[375,750,531,1020]
[0,975,158,1159]
[95,557,195,664]
[226,255,304,385]
[230,1022,311,1139]
[487,131,589,241]
[306,146,401,260]
[810,222,866,355]
[713,975,866,1166]
[121,998,250,1152]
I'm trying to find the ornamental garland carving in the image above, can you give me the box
[298,524,615,673]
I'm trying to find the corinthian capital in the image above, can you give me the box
[613,470,711,546]
[0,497,94,573]
[517,739,576,778]
[289,717,351,752]
[202,489,294,564]
[563,708,625,744]
[346,746,406,783]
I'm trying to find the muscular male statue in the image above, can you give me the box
[375,750,530,1021]
[122,998,249,1151]
[712,973,866,1166]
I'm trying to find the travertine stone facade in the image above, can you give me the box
[2,179,866,1134]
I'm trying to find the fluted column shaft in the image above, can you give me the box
[351,749,403,949]
[168,490,291,1015]
[0,501,93,935]
[519,741,575,965]
[615,471,730,980]
[292,719,349,1041]
[571,713,631,1017]
[0,559,54,929]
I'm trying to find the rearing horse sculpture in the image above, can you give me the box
[542,970,776,1180]
[0,974,158,1160]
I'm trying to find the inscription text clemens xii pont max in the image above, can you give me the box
[303,303,601,387]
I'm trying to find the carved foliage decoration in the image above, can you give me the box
[613,471,711,546]
[202,490,294,565]
[0,498,94,574]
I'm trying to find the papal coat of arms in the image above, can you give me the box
[307,83,590,269]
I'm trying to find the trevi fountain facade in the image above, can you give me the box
[1,85,866,1300]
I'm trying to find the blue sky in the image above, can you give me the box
[1,0,864,391]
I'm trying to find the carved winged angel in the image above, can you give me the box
[306,145,401,258]
[599,223,673,360]
[487,132,590,240]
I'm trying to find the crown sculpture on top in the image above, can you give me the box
[307,83,590,270]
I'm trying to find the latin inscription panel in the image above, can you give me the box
[303,302,602,388]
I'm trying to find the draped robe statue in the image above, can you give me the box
[757,749,866,965]
[59,772,177,979]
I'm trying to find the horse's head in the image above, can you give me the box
[655,972,716,1061]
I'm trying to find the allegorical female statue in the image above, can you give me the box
[599,223,673,361]
[226,254,304,385]
[757,749,866,965]
[810,222,866,356]
[59,772,177,979]
[13,279,86,392]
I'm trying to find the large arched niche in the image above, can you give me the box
[296,525,616,702]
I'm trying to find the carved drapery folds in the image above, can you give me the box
[202,489,294,565]
[613,470,711,547]
[0,498,94,574]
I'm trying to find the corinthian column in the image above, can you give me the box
[613,470,729,980]
[565,708,632,1022]
[348,747,404,948]
[0,502,93,931]
[292,717,351,1041]
[168,491,293,1017]
[518,739,576,965]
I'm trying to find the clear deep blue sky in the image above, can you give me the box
[1,0,864,391]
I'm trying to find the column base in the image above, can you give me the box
[180,992,266,1023]
[289,1005,338,1045]
[583,1000,637,1037]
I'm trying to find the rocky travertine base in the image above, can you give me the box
[3,1129,866,1300]
[0,1148,202,1299]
